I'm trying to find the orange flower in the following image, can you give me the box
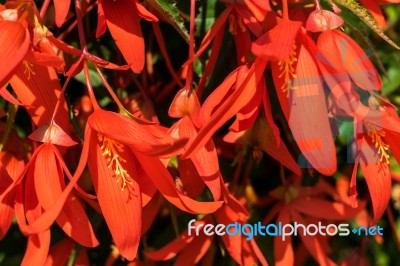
[82,109,223,260]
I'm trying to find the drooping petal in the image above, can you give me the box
[183,59,267,158]
[43,239,75,266]
[289,31,336,175]
[10,65,72,133]
[0,151,24,240]
[0,20,29,88]
[306,10,343,32]
[358,135,391,224]
[100,0,144,73]
[184,6,232,66]
[88,109,187,157]
[53,0,70,27]
[177,117,221,200]
[21,231,51,266]
[317,30,381,92]
[34,144,98,247]
[0,86,22,105]
[134,152,223,214]
[87,131,142,260]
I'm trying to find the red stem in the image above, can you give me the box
[39,0,51,19]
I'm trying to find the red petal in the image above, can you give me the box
[275,209,293,266]
[359,0,386,29]
[96,2,107,38]
[134,152,223,214]
[145,229,196,261]
[251,18,302,61]
[0,21,29,88]
[183,59,267,158]
[0,152,24,239]
[291,211,336,266]
[291,198,362,220]
[175,234,213,265]
[359,135,391,224]
[88,109,187,156]
[216,205,242,264]
[0,86,22,105]
[34,144,98,247]
[177,117,221,200]
[10,65,72,133]
[28,122,77,147]
[21,231,51,266]
[100,0,144,73]
[317,30,381,92]
[184,6,232,66]
[53,0,70,27]
[289,31,336,175]
[306,10,343,32]
[44,239,75,266]
[135,1,158,22]
[87,132,142,260]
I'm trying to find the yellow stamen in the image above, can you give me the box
[23,60,35,80]
[278,44,297,97]
[364,121,390,164]
[98,134,133,191]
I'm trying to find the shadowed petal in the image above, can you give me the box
[100,0,144,73]
[0,20,29,88]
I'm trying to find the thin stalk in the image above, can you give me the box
[185,0,196,90]
[0,104,17,153]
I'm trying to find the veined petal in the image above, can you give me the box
[289,31,336,175]
[252,18,302,61]
[29,122,77,147]
[10,65,72,134]
[87,131,142,260]
[34,144,98,247]
[88,109,187,156]
[0,20,29,88]
[358,135,391,224]
[317,30,381,92]
[100,0,144,73]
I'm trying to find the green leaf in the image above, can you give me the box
[147,0,190,43]
[74,68,103,88]
[335,0,400,50]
